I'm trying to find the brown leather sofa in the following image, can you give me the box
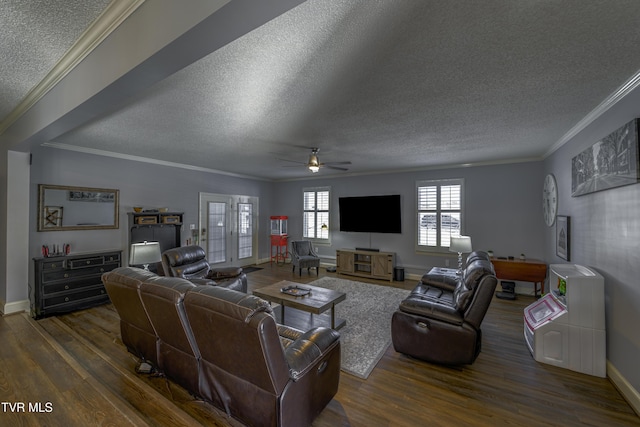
[161,245,247,293]
[102,267,340,427]
[391,252,497,365]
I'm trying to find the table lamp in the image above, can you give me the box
[129,241,161,271]
[449,235,472,275]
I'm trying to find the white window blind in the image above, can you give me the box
[303,187,330,240]
[417,179,463,250]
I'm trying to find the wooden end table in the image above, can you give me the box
[253,280,346,330]
[490,257,547,297]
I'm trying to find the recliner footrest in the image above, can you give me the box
[208,267,243,279]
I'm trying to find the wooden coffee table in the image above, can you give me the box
[253,280,346,330]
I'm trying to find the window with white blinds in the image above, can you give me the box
[417,179,463,251]
[303,187,330,241]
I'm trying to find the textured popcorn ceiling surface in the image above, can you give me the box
[0,0,110,120]
[5,0,640,179]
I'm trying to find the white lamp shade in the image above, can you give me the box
[449,236,472,253]
[130,241,161,266]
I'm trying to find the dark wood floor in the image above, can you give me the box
[2,263,639,426]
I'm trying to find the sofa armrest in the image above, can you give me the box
[284,327,340,381]
[420,273,458,292]
[399,297,464,326]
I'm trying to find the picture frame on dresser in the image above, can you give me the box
[556,215,570,261]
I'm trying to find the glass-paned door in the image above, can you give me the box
[207,201,227,264]
[199,193,258,267]
[238,203,253,260]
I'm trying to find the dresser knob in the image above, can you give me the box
[86,261,91,264]
[64,297,69,302]
[101,290,105,294]
[64,274,69,278]
[100,268,104,272]
[52,264,57,268]
[64,285,69,290]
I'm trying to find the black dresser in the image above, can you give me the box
[32,249,121,319]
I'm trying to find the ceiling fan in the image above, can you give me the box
[279,148,351,173]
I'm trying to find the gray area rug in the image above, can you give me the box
[308,277,409,379]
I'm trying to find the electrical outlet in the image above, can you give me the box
[189,223,196,230]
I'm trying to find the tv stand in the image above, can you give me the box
[336,249,395,282]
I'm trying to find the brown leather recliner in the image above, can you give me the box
[391,257,497,365]
[101,267,160,366]
[137,275,201,393]
[161,245,247,293]
[102,267,341,427]
[184,285,341,427]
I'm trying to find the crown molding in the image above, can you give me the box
[544,68,640,158]
[0,0,145,135]
[275,156,543,182]
[41,142,270,182]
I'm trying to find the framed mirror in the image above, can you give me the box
[38,184,119,231]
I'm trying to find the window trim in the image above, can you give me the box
[302,186,331,244]
[415,178,464,253]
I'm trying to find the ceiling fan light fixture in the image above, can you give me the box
[308,152,320,173]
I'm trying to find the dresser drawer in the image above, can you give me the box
[42,260,66,271]
[42,263,118,283]
[43,286,108,308]
[43,277,103,295]
[67,256,105,269]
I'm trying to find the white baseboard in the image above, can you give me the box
[1,299,29,316]
[608,361,640,417]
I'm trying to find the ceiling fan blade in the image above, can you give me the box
[323,161,352,166]
[323,164,349,171]
[277,158,307,165]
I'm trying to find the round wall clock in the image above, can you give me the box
[543,173,558,227]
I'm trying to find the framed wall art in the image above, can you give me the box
[556,215,570,261]
[571,118,640,197]
[43,206,63,229]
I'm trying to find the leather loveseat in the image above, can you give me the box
[102,267,341,427]
[161,245,247,293]
[391,251,497,365]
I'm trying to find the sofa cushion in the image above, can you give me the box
[399,296,463,325]
[463,259,495,290]
[410,282,444,299]
[419,273,457,292]
[454,283,474,312]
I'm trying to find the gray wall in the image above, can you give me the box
[543,86,640,396]
[30,146,276,266]
[273,161,545,283]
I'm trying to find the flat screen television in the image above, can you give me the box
[339,194,401,233]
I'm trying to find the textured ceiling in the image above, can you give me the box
[4,0,640,180]
[0,0,110,120]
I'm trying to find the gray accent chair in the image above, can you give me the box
[290,240,320,276]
